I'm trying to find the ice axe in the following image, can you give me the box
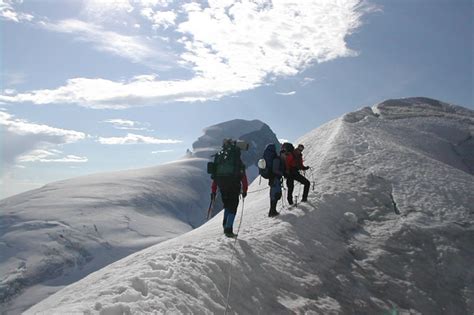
[207,193,216,220]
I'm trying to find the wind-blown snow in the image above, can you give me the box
[0,119,278,314]
[25,97,474,314]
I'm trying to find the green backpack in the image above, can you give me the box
[208,142,242,179]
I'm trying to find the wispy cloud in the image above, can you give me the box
[301,77,316,86]
[18,149,88,163]
[276,91,296,96]
[0,75,249,109]
[97,133,181,145]
[102,118,152,131]
[0,109,87,166]
[0,111,85,142]
[151,149,174,154]
[1,0,370,108]
[39,19,159,64]
[0,0,34,23]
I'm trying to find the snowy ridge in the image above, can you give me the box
[372,97,474,122]
[0,119,278,314]
[26,98,474,314]
[0,158,208,314]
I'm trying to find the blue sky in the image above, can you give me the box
[1,0,472,198]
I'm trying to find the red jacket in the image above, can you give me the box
[285,152,296,172]
[285,149,306,173]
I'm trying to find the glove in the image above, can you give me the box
[303,166,310,171]
[211,192,216,200]
[242,191,247,198]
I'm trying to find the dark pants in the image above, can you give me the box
[269,177,282,214]
[286,172,310,201]
[221,191,240,230]
[269,177,282,201]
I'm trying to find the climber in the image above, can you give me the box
[284,143,310,204]
[210,139,248,237]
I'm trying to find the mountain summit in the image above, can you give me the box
[25,97,474,314]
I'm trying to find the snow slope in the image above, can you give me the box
[26,97,474,314]
[0,120,278,314]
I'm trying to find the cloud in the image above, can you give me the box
[81,0,134,20]
[39,19,159,65]
[0,75,252,109]
[301,77,315,86]
[0,111,85,142]
[1,1,369,108]
[141,8,177,29]
[18,149,88,163]
[135,0,174,7]
[80,0,177,21]
[177,0,365,77]
[97,133,181,145]
[3,89,17,95]
[151,149,174,154]
[0,109,86,166]
[0,0,34,23]
[102,118,152,131]
[276,91,296,96]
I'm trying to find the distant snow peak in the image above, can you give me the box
[192,119,276,159]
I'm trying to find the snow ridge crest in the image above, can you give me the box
[343,97,474,124]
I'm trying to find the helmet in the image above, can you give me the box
[297,144,304,151]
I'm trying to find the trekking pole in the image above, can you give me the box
[236,197,245,235]
[207,195,216,220]
[281,179,287,209]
